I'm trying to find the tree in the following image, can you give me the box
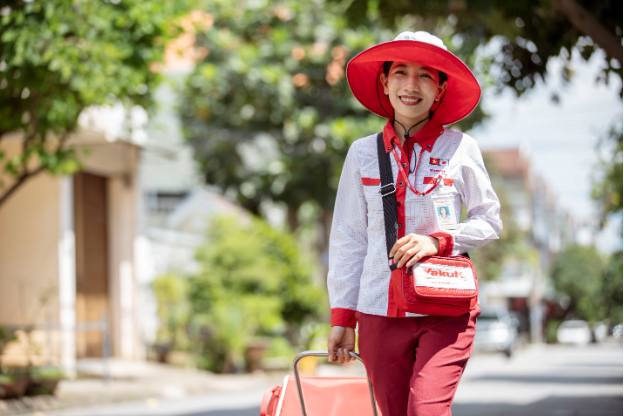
[591,122,622,327]
[181,0,378,229]
[0,0,190,206]
[592,122,623,227]
[331,0,622,98]
[550,244,607,321]
[187,215,324,372]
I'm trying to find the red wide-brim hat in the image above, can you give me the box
[346,31,481,126]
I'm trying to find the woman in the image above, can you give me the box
[439,206,450,220]
[326,31,503,415]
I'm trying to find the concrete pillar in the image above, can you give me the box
[58,176,76,377]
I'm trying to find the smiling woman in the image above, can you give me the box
[326,31,502,416]
[380,61,448,139]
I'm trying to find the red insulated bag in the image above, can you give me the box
[390,255,478,316]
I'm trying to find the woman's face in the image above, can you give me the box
[380,62,447,127]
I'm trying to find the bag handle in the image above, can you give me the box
[292,350,379,416]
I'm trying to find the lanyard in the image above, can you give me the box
[389,144,442,196]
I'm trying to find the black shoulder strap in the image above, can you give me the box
[376,132,469,266]
[376,132,399,271]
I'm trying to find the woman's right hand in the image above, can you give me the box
[327,326,356,363]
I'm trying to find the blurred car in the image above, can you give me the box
[556,320,592,345]
[612,323,622,339]
[592,321,608,343]
[474,309,518,358]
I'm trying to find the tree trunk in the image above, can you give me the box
[552,0,623,65]
[0,165,46,208]
[286,204,300,233]
[316,208,333,282]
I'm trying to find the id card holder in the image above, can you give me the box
[432,196,458,230]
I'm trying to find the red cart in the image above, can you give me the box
[260,350,380,416]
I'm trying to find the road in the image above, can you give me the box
[37,342,621,416]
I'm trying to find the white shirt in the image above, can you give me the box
[327,127,502,326]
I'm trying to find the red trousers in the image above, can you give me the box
[356,307,480,416]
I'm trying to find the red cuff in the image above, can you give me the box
[330,308,357,328]
[430,232,454,257]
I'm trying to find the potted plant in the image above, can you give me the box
[151,274,190,364]
[0,325,17,370]
[26,366,67,396]
[0,373,29,399]
[244,338,270,372]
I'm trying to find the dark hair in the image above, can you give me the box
[382,61,448,85]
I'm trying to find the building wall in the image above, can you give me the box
[0,172,61,327]
[0,134,144,369]
[0,138,63,365]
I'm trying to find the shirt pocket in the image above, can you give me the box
[361,177,384,212]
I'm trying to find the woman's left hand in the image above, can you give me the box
[390,234,440,268]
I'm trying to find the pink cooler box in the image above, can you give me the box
[260,351,380,416]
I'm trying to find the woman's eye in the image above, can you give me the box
[421,73,433,79]
[393,70,406,75]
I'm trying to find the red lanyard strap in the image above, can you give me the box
[390,145,442,196]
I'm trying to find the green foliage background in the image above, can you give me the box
[0,0,190,201]
[186,215,324,372]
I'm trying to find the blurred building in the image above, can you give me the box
[480,147,579,342]
[0,128,144,375]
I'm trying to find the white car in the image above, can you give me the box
[474,309,518,357]
[556,320,592,345]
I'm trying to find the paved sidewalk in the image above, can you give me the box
[0,359,287,416]
[2,342,621,416]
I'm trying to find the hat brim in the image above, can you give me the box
[346,40,481,126]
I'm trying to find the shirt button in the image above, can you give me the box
[399,182,403,186]
[427,145,431,148]
[402,163,407,167]
[398,223,402,228]
[397,202,401,207]
[387,146,391,150]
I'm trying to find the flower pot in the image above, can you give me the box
[26,377,61,396]
[0,376,29,399]
[244,342,268,372]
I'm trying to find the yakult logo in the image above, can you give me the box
[413,263,476,290]
[422,268,465,279]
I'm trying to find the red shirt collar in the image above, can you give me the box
[382,118,443,153]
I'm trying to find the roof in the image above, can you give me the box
[482,148,530,178]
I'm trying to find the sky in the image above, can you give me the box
[469,49,622,252]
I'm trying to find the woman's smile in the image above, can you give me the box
[398,95,423,106]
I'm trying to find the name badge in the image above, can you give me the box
[432,197,458,230]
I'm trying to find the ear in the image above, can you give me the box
[436,80,448,101]
[380,72,389,95]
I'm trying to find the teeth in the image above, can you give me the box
[401,97,420,103]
